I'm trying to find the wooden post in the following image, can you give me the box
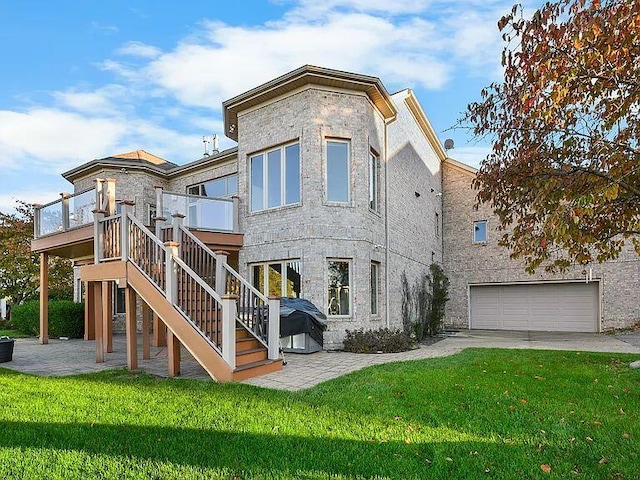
[152,312,166,347]
[232,196,240,232]
[125,286,138,370]
[102,282,113,353]
[215,250,230,295]
[93,209,105,264]
[33,203,42,238]
[39,252,49,345]
[164,242,179,304]
[84,281,95,340]
[119,201,134,262]
[141,301,151,360]
[93,282,104,363]
[61,193,70,232]
[105,178,116,215]
[171,213,185,255]
[268,297,281,360]
[221,294,237,369]
[167,330,181,377]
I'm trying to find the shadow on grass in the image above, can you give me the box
[0,419,498,478]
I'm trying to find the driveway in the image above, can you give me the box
[2,330,639,391]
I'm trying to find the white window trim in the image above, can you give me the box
[249,142,300,212]
[473,220,488,243]
[187,174,238,199]
[325,139,351,205]
[327,258,352,318]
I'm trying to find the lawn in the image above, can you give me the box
[0,349,637,479]
[0,329,29,338]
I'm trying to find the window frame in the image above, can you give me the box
[473,220,488,243]
[327,258,352,317]
[249,141,301,212]
[187,174,238,199]
[369,149,380,213]
[249,259,303,299]
[370,262,380,316]
[325,139,351,205]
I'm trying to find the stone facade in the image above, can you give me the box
[442,159,640,331]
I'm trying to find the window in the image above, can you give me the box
[369,150,379,212]
[250,260,302,298]
[327,259,351,316]
[435,212,440,237]
[326,140,350,203]
[474,220,487,243]
[370,262,379,315]
[250,143,300,211]
[187,174,238,198]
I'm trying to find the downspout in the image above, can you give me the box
[384,115,394,328]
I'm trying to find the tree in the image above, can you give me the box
[462,0,640,272]
[0,202,73,305]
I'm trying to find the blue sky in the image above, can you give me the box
[0,0,540,213]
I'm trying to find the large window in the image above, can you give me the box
[188,174,238,198]
[370,262,379,315]
[251,260,302,298]
[369,150,379,212]
[326,140,350,203]
[250,143,300,212]
[327,259,351,316]
[474,220,487,243]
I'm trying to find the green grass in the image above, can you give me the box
[0,329,30,338]
[0,349,638,479]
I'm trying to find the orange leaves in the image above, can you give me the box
[540,463,552,474]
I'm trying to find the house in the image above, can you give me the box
[31,65,640,381]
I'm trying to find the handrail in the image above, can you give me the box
[177,225,270,349]
[162,191,235,232]
[98,213,122,260]
[178,225,217,290]
[35,186,97,238]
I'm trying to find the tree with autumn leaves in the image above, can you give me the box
[0,202,73,307]
[463,0,640,272]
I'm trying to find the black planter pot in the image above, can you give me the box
[0,337,14,363]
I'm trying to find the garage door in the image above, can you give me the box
[470,282,599,332]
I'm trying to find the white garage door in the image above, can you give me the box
[470,282,599,332]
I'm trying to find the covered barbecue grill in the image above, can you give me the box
[279,298,327,354]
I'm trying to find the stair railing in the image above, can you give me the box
[169,217,280,361]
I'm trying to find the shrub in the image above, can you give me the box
[343,328,414,353]
[12,300,84,338]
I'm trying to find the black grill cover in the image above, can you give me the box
[280,298,327,347]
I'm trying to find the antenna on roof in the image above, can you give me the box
[202,135,210,157]
[212,134,219,154]
[444,139,454,152]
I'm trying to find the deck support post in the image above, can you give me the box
[102,282,113,353]
[93,282,104,363]
[125,286,138,370]
[39,252,49,345]
[152,312,166,347]
[84,281,95,340]
[268,297,281,360]
[167,330,181,377]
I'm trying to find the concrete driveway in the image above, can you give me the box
[2,330,639,391]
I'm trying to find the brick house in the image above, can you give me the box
[31,65,639,380]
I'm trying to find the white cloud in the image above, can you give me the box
[117,41,162,59]
[53,85,128,114]
[90,21,118,34]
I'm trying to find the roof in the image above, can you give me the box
[222,65,398,141]
[62,150,178,182]
[443,157,479,175]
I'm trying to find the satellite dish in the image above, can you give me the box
[444,139,454,150]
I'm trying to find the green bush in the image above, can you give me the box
[343,328,414,353]
[12,300,84,338]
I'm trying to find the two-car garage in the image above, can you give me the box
[469,281,600,332]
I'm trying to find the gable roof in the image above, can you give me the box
[62,150,179,182]
[222,65,398,141]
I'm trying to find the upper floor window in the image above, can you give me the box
[250,142,300,212]
[369,150,379,212]
[326,140,350,203]
[188,174,238,198]
[474,220,487,243]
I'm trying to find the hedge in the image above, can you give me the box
[12,300,84,338]
[343,328,414,353]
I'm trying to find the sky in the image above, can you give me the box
[0,0,541,213]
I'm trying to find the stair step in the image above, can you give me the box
[236,337,261,351]
[232,358,283,381]
[235,347,267,366]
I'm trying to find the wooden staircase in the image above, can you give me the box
[88,207,282,382]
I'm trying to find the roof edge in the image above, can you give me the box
[443,157,479,175]
[402,89,448,162]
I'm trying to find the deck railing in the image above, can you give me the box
[162,191,237,232]
[34,187,96,237]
